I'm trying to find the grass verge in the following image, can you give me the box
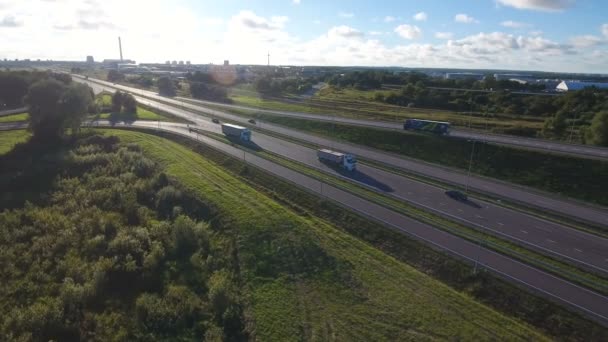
[0,129,30,154]
[0,113,29,123]
[95,127,607,340]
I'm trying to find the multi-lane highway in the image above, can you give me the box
[71,78,608,277]
[73,76,608,230]
[3,107,608,325]
[74,75,608,160]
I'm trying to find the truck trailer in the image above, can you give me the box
[403,119,450,135]
[221,123,251,142]
[317,149,357,171]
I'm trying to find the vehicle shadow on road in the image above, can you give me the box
[463,198,483,209]
[336,168,394,193]
[225,136,263,152]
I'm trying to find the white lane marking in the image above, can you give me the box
[547,239,556,243]
[521,230,528,234]
[475,214,483,219]
[439,202,446,206]
[574,248,583,253]
[497,222,504,226]
[457,209,463,213]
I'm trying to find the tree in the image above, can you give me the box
[25,79,92,139]
[24,79,67,139]
[552,110,568,137]
[585,111,608,146]
[157,77,176,97]
[59,83,93,134]
[0,72,29,107]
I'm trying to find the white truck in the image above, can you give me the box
[317,149,357,171]
[221,123,251,142]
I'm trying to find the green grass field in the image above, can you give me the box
[0,130,30,155]
[98,106,170,121]
[100,129,547,341]
[0,113,29,123]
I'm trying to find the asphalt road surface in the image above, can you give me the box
[73,76,608,230]
[3,118,608,325]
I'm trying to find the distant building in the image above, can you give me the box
[179,61,184,65]
[171,60,177,65]
[224,60,229,66]
[186,61,191,65]
[102,59,135,68]
[445,72,485,81]
[86,55,94,63]
[556,81,608,92]
[165,60,170,64]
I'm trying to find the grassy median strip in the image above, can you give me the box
[193,129,608,297]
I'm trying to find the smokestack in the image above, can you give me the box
[118,37,123,61]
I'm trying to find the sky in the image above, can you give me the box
[1,0,608,73]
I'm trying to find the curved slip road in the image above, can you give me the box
[73,76,608,231]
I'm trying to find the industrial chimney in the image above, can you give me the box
[118,37,123,61]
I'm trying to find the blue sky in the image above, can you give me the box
[1,0,608,73]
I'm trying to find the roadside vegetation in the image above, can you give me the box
[0,129,30,154]
[255,115,608,206]
[0,133,245,340]
[0,112,29,123]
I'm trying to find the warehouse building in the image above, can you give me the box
[556,80,608,92]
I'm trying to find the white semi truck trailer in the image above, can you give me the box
[221,123,251,142]
[317,149,357,171]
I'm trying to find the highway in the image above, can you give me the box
[74,75,608,160]
[71,78,608,277]
[3,116,608,325]
[0,107,28,117]
[74,76,608,230]
[12,117,608,325]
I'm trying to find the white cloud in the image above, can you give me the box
[529,30,543,36]
[293,0,301,4]
[384,16,396,23]
[602,24,608,38]
[0,15,21,27]
[231,11,288,31]
[338,12,354,18]
[501,20,530,28]
[435,32,453,39]
[454,14,478,24]
[394,24,422,40]
[369,31,384,36]
[569,35,605,48]
[201,17,224,26]
[496,0,575,12]
[413,12,427,21]
[328,25,364,38]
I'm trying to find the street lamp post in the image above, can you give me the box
[465,140,477,196]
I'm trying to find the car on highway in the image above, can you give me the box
[445,190,467,201]
[212,118,220,124]
[248,119,256,124]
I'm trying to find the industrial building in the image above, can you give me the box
[556,81,608,92]
[445,73,485,81]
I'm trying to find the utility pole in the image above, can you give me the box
[465,140,476,196]
[267,52,270,67]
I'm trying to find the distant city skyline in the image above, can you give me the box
[1,0,608,73]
